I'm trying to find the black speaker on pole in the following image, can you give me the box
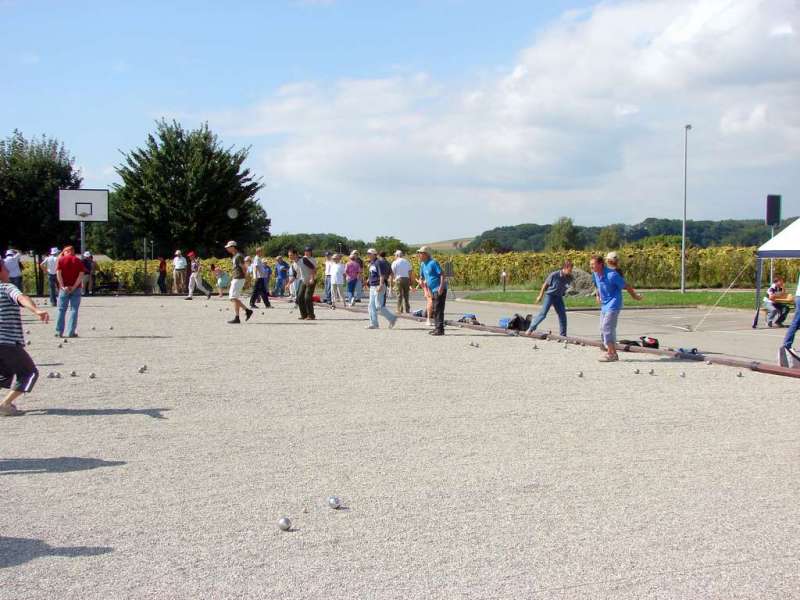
[766,194,781,226]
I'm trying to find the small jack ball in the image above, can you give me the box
[278,517,292,531]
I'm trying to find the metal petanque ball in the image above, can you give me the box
[278,517,292,531]
[70,371,77,377]
[737,371,744,378]
[649,369,655,376]
[680,371,686,378]
[634,368,640,375]
[327,496,342,509]
[54,372,61,379]
[91,326,96,331]
[109,326,114,330]
[25,329,30,335]
[577,371,583,378]
[89,372,96,379]
[26,340,31,346]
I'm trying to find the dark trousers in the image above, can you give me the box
[157,272,167,294]
[298,281,316,319]
[395,278,410,313]
[433,288,447,333]
[48,274,58,305]
[250,278,271,307]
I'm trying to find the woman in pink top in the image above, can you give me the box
[345,252,362,306]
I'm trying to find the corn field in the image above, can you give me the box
[19,247,797,294]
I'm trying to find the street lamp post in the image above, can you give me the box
[680,124,692,294]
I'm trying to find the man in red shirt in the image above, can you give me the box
[55,246,86,338]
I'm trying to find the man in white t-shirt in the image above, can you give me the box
[172,250,188,294]
[330,254,346,307]
[391,250,413,313]
[3,250,23,292]
[323,252,334,305]
[40,247,60,306]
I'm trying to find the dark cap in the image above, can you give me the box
[304,246,313,252]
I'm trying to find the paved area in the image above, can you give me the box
[450,293,788,364]
[2,296,799,599]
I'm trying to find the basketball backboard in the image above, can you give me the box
[59,189,109,222]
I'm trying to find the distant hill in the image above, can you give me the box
[413,237,474,252]
[465,217,797,253]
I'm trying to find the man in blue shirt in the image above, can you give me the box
[591,255,630,362]
[365,248,397,329]
[417,246,447,336]
[526,260,573,337]
[273,256,289,296]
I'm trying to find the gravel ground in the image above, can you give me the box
[2,296,799,599]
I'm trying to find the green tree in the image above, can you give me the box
[114,120,269,257]
[596,225,622,250]
[545,217,580,251]
[0,130,82,252]
[372,236,409,255]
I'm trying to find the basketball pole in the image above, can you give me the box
[80,221,86,255]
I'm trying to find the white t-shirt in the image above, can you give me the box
[325,260,333,276]
[42,255,58,275]
[391,258,412,279]
[331,263,345,285]
[173,256,187,270]
[4,255,21,278]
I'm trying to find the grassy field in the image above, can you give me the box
[463,290,761,310]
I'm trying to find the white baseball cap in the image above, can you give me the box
[4,250,15,257]
[83,251,92,258]
[416,246,431,254]
[366,248,377,255]
[605,251,619,262]
[394,250,404,257]
[50,247,59,255]
[174,250,182,256]
[225,241,237,249]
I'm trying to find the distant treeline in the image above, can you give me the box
[465,217,796,253]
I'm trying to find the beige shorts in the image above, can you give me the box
[229,278,245,299]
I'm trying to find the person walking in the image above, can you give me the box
[211,263,229,298]
[605,252,644,301]
[391,250,412,313]
[764,276,790,328]
[249,248,272,308]
[156,257,168,294]
[286,249,300,303]
[185,251,212,300]
[345,251,362,306]
[354,251,365,303]
[417,246,446,335]
[526,260,574,337]
[330,254,346,307]
[0,259,50,416]
[365,248,397,329]
[55,246,86,338]
[296,246,317,320]
[3,249,23,291]
[81,251,96,296]
[224,241,253,324]
[173,250,188,294]
[273,256,289,297]
[40,247,60,306]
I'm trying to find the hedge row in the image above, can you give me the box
[18,247,793,294]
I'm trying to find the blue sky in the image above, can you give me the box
[2,0,799,242]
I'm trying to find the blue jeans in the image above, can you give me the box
[48,274,58,305]
[56,287,82,337]
[368,286,396,328]
[323,275,332,303]
[273,278,286,296]
[347,279,358,302]
[782,298,800,349]
[526,294,567,336]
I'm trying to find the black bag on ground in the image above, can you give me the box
[506,313,532,331]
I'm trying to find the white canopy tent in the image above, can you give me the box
[752,219,800,327]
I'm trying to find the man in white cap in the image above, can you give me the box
[81,251,96,296]
[224,241,253,324]
[40,247,60,306]
[391,250,412,313]
[365,248,396,329]
[3,249,23,291]
[417,246,447,335]
[173,250,187,294]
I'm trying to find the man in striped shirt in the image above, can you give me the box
[0,259,50,416]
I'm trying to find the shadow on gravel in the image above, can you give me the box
[0,457,126,475]
[102,335,173,339]
[0,537,112,568]
[24,407,171,419]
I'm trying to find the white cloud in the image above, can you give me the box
[201,0,800,240]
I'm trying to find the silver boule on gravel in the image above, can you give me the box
[89,372,96,379]
[634,368,640,374]
[70,370,77,377]
[327,496,342,509]
[577,371,583,378]
[737,371,744,378]
[278,517,292,531]
[649,369,655,375]
[680,371,686,378]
